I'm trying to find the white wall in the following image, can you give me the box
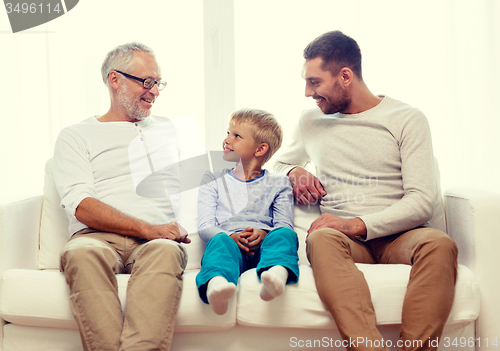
[0,0,204,202]
[1,0,499,203]
[233,0,500,193]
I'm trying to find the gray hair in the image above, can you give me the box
[101,42,155,88]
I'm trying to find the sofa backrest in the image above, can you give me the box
[38,159,71,270]
[429,157,446,233]
[38,158,445,270]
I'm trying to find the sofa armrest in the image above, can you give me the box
[0,196,43,350]
[0,196,42,276]
[0,318,3,351]
[444,187,500,349]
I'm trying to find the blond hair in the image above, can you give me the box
[229,108,283,165]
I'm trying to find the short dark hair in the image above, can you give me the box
[303,31,363,80]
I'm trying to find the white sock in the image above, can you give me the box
[260,265,288,301]
[207,276,236,315]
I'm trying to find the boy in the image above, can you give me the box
[196,108,300,315]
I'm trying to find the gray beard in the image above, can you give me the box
[117,85,151,121]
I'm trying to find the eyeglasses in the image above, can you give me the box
[114,70,167,91]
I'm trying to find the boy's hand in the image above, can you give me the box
[230,228,250,254]
[230,227,266,256]
[246,228,267,254]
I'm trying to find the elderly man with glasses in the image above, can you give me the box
[53,42,191,351]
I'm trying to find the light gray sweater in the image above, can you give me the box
[274,96,436,241]
[197,169,294,242]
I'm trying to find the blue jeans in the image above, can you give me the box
[196,227,300,303]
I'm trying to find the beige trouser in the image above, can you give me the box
[306,227,458,351]
[60,228,188,351]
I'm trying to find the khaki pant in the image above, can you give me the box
[306,227,458,351]
[60,229,187,351]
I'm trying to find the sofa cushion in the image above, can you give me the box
[0,263,479,332]
[293,204,320,264]
[237,264,479,329]
[0,269,235,333]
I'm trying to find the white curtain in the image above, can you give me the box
[1,0,499,202]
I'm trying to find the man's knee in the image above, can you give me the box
[306,228,352,263]
[435,233,458,257]
[306,227,349,248]
[417,229,458,258]
[413,229,458,280]
[60,237,120,274]
[138,239,188,271]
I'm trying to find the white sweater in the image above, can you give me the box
[274,96,436,241]
[53,116,180,236]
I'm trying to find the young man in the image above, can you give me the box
[196,108,300,315]
[54,43,190,351]
[274,31,458,351]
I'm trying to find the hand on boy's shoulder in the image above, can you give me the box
[287,167,326,205]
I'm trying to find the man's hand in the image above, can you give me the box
[75,197,190,243]
[288,167,326,205]
[142,222,191,243]
[308,213,367,239]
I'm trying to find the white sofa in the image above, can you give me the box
[0,159,497,351]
